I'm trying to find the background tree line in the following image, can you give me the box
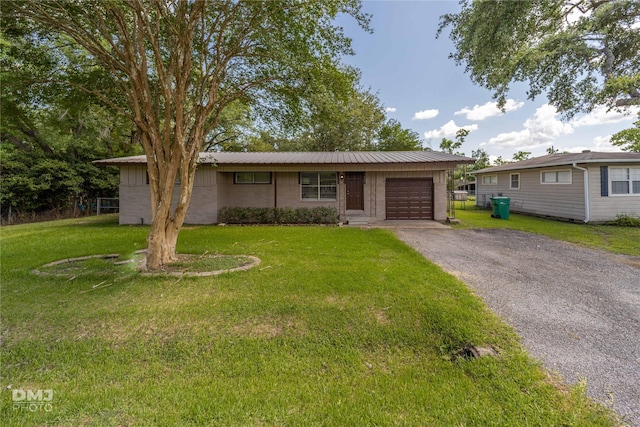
[1,14,422,224]
[1,24,141,222]
[3,0,636,268]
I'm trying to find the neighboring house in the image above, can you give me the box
[457,182,476,195]
[95,151,475,225]
[473,151,640,223]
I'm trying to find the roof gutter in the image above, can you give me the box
[572,163,590,223]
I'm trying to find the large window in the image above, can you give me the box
[610,167,640,195]
[482,175,497,185]
[234,172,272,184]
[541,170,571,184]
[300,172,337,200]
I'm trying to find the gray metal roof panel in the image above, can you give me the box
[95,151,476,166]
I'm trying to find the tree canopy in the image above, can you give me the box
[439,0,640,116]
[5,0,372,267]
[610,116,640,151]
[439,0,639,151]
[0,22,139,219]
[376,119,423,151]
[222,88,424,153]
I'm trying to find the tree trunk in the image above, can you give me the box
[143,141,198,270]
[144,176,193,269]
[146,217,181,269]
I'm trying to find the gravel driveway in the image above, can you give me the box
[394,227,640,426]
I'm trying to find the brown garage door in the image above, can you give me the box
[385,178,434,220]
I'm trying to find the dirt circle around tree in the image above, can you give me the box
[137,251,261,277]
[33,251,261,278]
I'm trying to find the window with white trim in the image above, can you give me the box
[610,167,640,195]
[234,172,272,184]
[510,173,520,190]
[482,175,497,185]
[300,172,337,200]
[541,170,571,184]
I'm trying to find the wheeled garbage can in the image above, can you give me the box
[490,197,511,219]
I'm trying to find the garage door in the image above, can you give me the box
[385,178,434,220]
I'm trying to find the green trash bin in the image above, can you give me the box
[490,197,510,219]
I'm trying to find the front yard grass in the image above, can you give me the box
[0,215,619,425]
[453,203,640,256]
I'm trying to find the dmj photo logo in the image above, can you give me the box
[12,389,53,412]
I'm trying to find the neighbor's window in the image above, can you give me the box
[541,170,571,184]
[610,167,640,195]
[510,173,520,190]
[300,172,337,200]
[482,175,497,185]
[234,172,272,184]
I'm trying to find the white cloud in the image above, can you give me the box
[566,135,623,153]
[486,129,553,151]
[423,120,479,139]
[524,104,574,137]
[412,109,439,120]
[385,107,397,113]
[592,135,613,147]
[486,130,534,148]
[487,104,573,149]
[570,105,639,127]
[455,99,524,121]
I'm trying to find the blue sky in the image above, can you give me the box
[338,1,638,161]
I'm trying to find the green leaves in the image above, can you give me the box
[611,112,640,152]
[439,128,469,155]
[440,0,640,119]
[376,119,422,151]
[0,26,139,215]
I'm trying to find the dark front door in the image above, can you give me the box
[345,172,364,210]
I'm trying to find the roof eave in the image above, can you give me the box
[471,157,640,174]
[94,153,477,167]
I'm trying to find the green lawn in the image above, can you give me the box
[453,202,640,256]
[1,215,619,425]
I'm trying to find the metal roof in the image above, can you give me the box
[472,151,640,174]
[95,151,476,166]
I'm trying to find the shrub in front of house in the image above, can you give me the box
[274,207,299,224]
[217,207,275,224]
[608,214,640,227]
[305,206,341,224]
[218,207,339,225]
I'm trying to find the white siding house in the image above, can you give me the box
[473,151,640,223]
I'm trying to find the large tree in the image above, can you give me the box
[376,119,423,151]
[611,116,640,152]
[1,23,139,219]
[439,0,640,148]
[219,85,423,152]
[6,0,370,268]
[301,85,385,151]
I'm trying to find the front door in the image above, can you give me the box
[345,172,364,210]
